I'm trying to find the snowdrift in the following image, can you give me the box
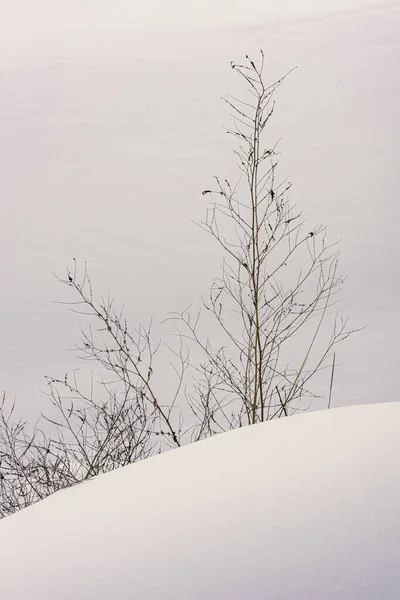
[1,402,399,599]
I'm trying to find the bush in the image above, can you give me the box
[0,52,355,518]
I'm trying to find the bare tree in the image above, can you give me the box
[0,52,355,518]
[0,377,152,518]
[171,52,353,439]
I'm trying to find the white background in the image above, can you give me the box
[0,0,399,416]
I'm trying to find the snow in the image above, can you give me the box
[1,402,399,599]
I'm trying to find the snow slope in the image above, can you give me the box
[1,402,400,599]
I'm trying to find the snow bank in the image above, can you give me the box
[1,402,399,599]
